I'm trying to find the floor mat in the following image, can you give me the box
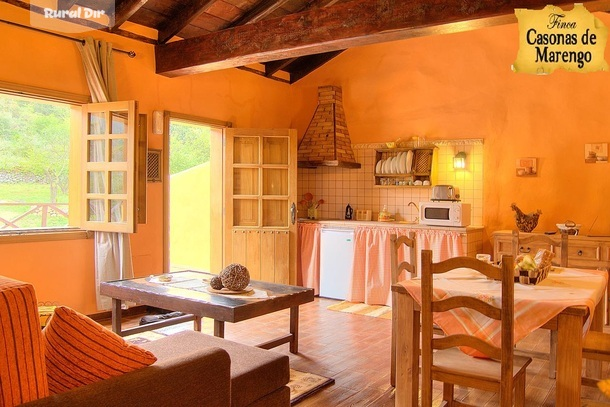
[288,369,334,405]
[326,300,392,319]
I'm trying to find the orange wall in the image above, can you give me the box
[0,3,292,314]
[290,14,610,246]
[3,4,610,311]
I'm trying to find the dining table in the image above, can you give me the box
[391,266,608,407]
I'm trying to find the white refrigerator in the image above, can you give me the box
[319,228,355,300]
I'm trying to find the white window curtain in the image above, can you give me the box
[77,37,134,310]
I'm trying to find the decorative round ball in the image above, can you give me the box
[220,263,250,291]
[210,276,223,290]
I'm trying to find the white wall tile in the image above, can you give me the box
[298,144,484,224]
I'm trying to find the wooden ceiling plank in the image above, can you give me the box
[156,0,610,77]
[230,0,291,26]
[157,0,216,44]
[57,0,78,11]
[110,0,149,32]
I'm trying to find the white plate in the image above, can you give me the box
[375,159,383,174]
[406,150,414,174]
[395,152,403,173]
[381,158,388,174]
[391,156,398,174]
[384,158,392,174]
[398,154,407,173]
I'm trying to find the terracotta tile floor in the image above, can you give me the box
[103,297,610,406]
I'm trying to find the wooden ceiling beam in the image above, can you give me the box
[260,0,341,79]
[156,0,610,77]
[157,0,215,44]
[229,0,291,26]
[110,0,148,32]
[301,0,341,10]
[264,59,294,77]
[288,51,343,83]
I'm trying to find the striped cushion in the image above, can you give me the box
[42,306,157,394]
[0,276,49,406]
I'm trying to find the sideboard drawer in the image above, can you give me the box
[568,242,602,262]
[492,230,610,269]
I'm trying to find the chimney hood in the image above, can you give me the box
[297,86,361,169]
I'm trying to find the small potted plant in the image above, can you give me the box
[299,192,324,219]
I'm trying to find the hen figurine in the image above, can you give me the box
[511,203,542,233]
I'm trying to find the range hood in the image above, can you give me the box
[297,85,361,169]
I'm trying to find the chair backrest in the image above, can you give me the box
[390,232,417,283]
[0,276,49,406]
[512,230,568,267]
[420,250,515,406]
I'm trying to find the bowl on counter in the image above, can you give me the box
[556,222,581,235]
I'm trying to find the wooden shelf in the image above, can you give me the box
[374,147,434,187]
[373,185,432,189]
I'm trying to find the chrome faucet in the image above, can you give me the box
[407,201,419,223]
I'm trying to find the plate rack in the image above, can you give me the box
[374,147,434,187]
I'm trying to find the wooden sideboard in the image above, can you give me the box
[492,230,610,269]
[493,230,610,323]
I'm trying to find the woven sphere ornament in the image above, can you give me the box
[220,263,250,291]
[210,276,223,290]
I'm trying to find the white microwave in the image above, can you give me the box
[419,201,471,227]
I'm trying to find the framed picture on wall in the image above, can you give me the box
[584,143,608,163]
[516,157,537,176]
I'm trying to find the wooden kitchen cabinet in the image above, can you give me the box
[492,230,610,269]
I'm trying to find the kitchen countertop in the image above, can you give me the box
[298,219,483,232]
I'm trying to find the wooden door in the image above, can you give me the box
[223,128,297,284]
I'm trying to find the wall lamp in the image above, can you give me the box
[453,151,467,169]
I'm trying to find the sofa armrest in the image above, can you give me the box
[21,346,231,407]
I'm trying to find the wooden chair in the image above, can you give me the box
[390,232,416,387]
[390,233,417,284]
[512,230,568,379]
[420,250,532,407]
[582,331,610,387]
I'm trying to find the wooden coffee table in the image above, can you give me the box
[100,271,314,353]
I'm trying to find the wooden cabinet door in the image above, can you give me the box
[223,128,297,284]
